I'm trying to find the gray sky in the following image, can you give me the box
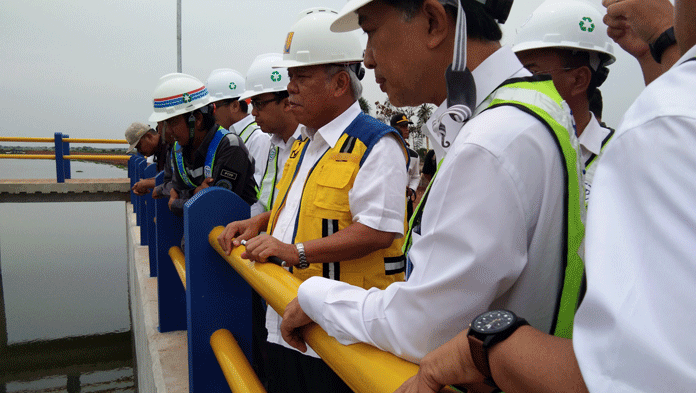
[1,0,646,147]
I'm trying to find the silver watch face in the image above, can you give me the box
[472,310,515,334]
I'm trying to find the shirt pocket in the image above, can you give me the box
[312,163,356,213]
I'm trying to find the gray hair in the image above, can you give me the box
[324,64,363,102]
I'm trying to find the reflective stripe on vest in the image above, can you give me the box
[258,145,280,212]
[405,77,585,339]
[239,121,259,143]
[173,126,229,189]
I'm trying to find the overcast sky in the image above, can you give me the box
[1,0,647,147]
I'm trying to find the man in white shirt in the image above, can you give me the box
[512,0,617,206]
[391,113,421,220]
[217,9,408,393]
[280,0,585,367]
[393,0,696,392]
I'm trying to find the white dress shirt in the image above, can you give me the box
[578,114,612,206]
[266,101,408,356]
[574,45,696,392]
[249,125,302,217]
[297,47,572,362]
[232,114,272,186]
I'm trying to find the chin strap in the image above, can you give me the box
[432,3,477,138]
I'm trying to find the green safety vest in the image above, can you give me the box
[238,121,260,144]
[257,145,280,211]
[405,77,585,339]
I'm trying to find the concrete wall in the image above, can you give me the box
[126,203,188,393]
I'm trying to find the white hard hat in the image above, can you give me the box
[206,68,245,102]
[239,53,289,101]
[275,8,364,69]
[149,73,211,122]
[513,0,615,66]
[330,0,506,32]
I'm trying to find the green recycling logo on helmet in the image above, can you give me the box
[271,71,282,83]
[579,17,595,32]
[182,93,191,103]
[229,82,237,90]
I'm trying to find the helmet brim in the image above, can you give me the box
[331,0,371,32]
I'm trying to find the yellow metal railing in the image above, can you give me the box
[0,137,127,144]
[208,226,458,393]
[0,154,130,161]
[210,329,267,393]
[168,246,187,290]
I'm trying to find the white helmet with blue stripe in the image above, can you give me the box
[149,73,211,123]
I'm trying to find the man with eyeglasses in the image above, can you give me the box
[217,9,408,393]
[206,68,271,187]
[513,0,616,206]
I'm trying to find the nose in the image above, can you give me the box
[251,106,259,117]
[363,45,376,70]
[287,78,299,95]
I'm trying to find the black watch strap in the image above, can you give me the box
[649,26,676,64]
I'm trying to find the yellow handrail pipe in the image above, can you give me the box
[210,329,267,393]
[0,136,127,144]
[168,246,187,290]
[209,226,454,393]
[0,154,130,161]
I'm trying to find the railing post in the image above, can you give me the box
[136,159,147,228]
[185,187,252,393]
[62,134,71,180]
[54,132,65,183]
[146,167,160,277]
[140,163,157,248]
[156,171,186,332]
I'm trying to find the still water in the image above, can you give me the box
[0,159,134,392]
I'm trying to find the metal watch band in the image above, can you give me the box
[295,242,309,269]
[649,26,676,64]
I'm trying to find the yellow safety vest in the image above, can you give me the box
[268,113,408,289]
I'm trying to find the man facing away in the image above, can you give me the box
[218,8,408,393]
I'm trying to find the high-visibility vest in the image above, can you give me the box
[257,145,280,212]
[268,113,409,289]
[171,126,229,189]
[405,77,585,339]
[238,121,260,144]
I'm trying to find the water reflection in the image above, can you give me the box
[0,159,134,391]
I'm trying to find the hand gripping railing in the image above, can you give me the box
[208,226,423,393]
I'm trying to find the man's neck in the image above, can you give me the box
[280,122,300,143]
[570,100,591,137]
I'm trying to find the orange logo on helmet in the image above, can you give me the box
[284,32,294,54]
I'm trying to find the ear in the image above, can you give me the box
[194,111,205,130]
[422,0,450,49]
[230,99,241,113]
[570,66,592,99]
[331,70,352,99]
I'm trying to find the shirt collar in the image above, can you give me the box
[578,114,611,156]
[300,101,362,148]
[675,43,696,68]
[425,46,529,159]
[232,114,255,134]
[271,124,303,149]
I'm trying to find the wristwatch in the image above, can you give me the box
[467,310,528,389]
[295,242,309,269]
[649,26,676,64]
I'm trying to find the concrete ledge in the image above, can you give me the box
[0,179,131,202]
[127,203,188,393]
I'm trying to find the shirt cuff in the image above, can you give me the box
[297,276,338,328]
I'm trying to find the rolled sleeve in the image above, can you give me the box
[349,133,408,236]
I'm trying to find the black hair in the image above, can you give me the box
[378,0,502,42]
[273,91,290,101]
[195,105,217,131]
[238,99,249,113]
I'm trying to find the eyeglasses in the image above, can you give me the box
[527,67,577,76]
[250,97,278,111]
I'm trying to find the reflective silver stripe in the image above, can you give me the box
[189,167,204,178]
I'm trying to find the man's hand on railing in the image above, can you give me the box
[242,234,299,265]
[194,177,214,195]
[280,297,313,353]
[217,212,271,255]
[132,178,155,196]
[168,188,179,210]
